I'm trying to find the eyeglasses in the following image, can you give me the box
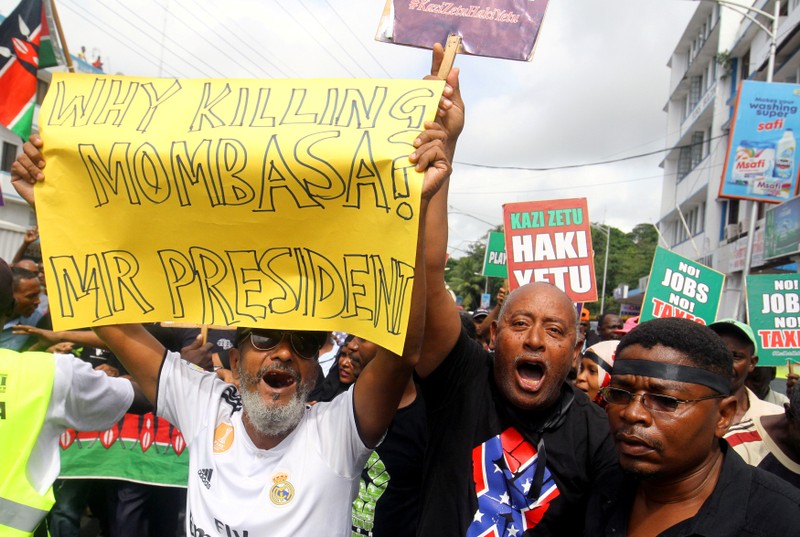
[599,386,726,413]
[246,330,326,360]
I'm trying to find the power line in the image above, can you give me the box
[321,0,393,78]
[169,0,274,78]
[273,0,360,77]
[58,0,192,78]
[454,133,729,171]
[296,0,373,78]
[172,0,293,77]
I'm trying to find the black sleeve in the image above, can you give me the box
[420,327,490,413]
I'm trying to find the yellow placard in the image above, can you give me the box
[37,73,444,354]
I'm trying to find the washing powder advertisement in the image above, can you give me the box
[720,80,800,203]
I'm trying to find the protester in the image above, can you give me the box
[11,111,450,535]
[309,335,356,403]
[415,44,619,536]
[0,258,134,537]
[325,338,427,537]
[588,317,800,535]
[474,284,507,348]
[0,267,46,351]
[747,366,789,405]
[709,319,784,456]
[727,377,800,489]
[576,339,619,404]
[584,312,623,347]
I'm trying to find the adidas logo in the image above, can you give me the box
[198,468,213,489]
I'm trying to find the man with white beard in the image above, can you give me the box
[11,119,451,537]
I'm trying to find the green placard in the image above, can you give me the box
[746,274,800,366]
[764,196,800,259]
[482,231,508,278]
[640,247,725,325]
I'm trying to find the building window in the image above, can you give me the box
[1,141,17,173]
[678,146,692,181]
[726,199,739,225]
[689,76,703,109]
[674,204,705,246]
[691,131,705,168]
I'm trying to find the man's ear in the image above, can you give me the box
[715,395,737,438]
[748,353,759,375]
[489,320,498,351]
[229,348,240,381]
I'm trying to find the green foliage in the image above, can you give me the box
[445,227,505,310]
[588,222,658,316]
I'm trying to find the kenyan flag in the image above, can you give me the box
[0,0,44,141]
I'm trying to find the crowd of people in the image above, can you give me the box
[3,44,800,537]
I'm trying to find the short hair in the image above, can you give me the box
[0,259,14,317]
[459,310,477,341]
[616,317,733,380]
[598,313,619,327]
[11,266,38,290]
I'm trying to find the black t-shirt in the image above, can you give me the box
[352,389,428,537]
[418,329,619,536]
[585,442,800,536]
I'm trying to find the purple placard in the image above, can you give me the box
[377,0,550,61]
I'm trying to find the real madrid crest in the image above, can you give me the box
[269,472,295,506]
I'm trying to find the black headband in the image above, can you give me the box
[584,350,613,376]
[613,359,731,395]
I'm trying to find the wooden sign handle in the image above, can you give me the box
[438,34,462,78]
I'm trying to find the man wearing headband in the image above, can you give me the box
[0,258,133,536]
[414,46,619,536]
[11,82,451,536]
[587,317,800,535]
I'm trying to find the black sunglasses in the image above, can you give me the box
[243,329,326,360]
[599,386,725,413]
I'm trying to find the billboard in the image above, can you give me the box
[720,80,800,203]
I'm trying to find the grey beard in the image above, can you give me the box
[238,367,311,438]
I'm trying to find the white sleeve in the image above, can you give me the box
[156,350,227,442]
[311,386,372,479]
[50,353,134,430]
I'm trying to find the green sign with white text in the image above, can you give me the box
[482,231,508,278]
[640,247,724,325]
[746,274,800,366]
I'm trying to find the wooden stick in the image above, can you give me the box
[49,0,74,73]
[200,325,208,346]
[438,34,461,79]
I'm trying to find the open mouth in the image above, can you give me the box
[263,369,296,389]
[516,361,545,390]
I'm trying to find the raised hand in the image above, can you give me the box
[10,133,45,208]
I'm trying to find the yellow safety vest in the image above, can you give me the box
[0,350,56,536]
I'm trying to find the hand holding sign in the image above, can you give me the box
[9,133,45,208]
[427,42,464,156]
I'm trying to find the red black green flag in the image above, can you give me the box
[0,0,45,141]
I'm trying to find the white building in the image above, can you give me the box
[659,0,800,319]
